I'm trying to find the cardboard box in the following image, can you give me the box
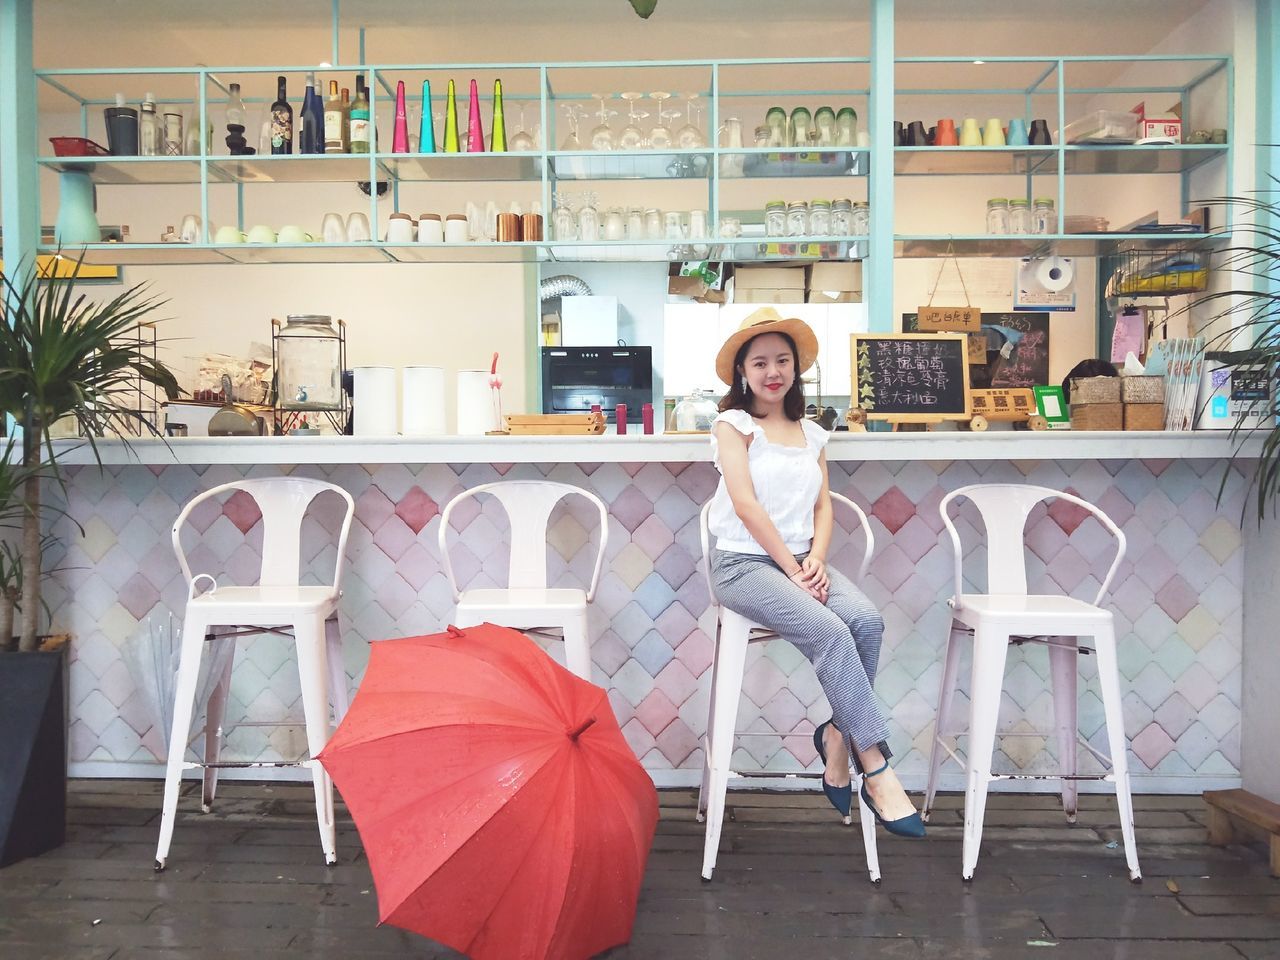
[1131,100,1183,142]
[806,262,863,304]
[734,265,806,304]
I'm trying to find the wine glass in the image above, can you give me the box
[589,95,617,151]
[559,103,585,151]
[509,101,536,151]
[675,94,706,149]
[619,92,649,150]
[647,92,674,149]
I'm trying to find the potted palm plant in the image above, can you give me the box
[0,254,180,865]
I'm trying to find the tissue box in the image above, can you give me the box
[1071,376,1122,405]
[1121,376,1165,404]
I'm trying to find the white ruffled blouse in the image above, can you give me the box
[707,408,830,555]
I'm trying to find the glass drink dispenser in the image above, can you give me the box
[272,315,348,432]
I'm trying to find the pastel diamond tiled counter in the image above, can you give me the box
[44,435,1262,796]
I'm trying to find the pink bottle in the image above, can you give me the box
[466,79,485,152]
[392,80,410,153]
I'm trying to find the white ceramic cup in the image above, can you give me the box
[179,214,202,243]
[277,224,308,244]
[444,215,469,243]
[246,224,276,243]
[385,214,416,243]
[346,212,371,242]
[214,225,245,244]
[417,215,444,243]
[321,212,346,243]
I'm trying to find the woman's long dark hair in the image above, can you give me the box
[718,331,806,420]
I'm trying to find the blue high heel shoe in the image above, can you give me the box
[861,759,927,838]
[812,720,852,825]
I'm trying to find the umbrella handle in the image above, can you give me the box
[566,716,597,741]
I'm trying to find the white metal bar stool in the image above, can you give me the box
[439,480,608,681]
[696,492,881,883]
[923,483,1141,882]
[155,477,355,871]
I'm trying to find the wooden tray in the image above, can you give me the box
[503,413,607,436]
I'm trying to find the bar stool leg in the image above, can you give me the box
[924,621,965,821]
[701,616,750,881]
[324,615,349,724]
[695,622,723,825]
[962,625,1010,881]
[561,609,592,681]
[1092,620,1142,882]
[1047,635,1080,823]
[294,614,338,865]
[155,611,210,871]
[201,631,236,812]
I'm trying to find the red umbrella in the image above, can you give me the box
[318,623,658,960]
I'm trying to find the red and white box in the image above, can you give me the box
[1131,100,1183,142]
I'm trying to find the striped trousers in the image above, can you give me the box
[709,548,890,766]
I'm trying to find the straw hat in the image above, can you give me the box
[715,306,819,385]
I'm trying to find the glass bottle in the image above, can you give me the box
[139,92,160,156]
[1032,197,1058,235]
[490,79,507,152]
[754,126,770,148]
[765,200,786,237]
[224,83,245,137]
[808,199,832,236]
[627,207,643,239]
[349,76,371,154]
[552,194,576,240]
[764,106,788,147]
[986,198,1010,234]
[786,201,809,237]
[814,107,837,147]
[836,107,858,147]
[832,198,854,236]
[851,200,870,235]
[324,80,347,153]
[270,75,293,154]
[644,208,663,240]
[1008,198,1032,235]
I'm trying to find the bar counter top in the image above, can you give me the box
[50,430,1262,465]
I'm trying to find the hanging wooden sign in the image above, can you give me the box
[916,305,983,333]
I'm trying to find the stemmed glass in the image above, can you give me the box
[509,101,536,151]
[589,95,617,151]
[675,95,706,149]
[619,92,649,150]
[647,92,674,149]
[559,103,585,150]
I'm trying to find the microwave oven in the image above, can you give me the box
[541,346,653,423]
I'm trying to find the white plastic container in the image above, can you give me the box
[1060,109,1139,144]
[353,366,396,436]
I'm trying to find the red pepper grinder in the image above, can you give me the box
[615,403,627,435]
[641,402,654,435]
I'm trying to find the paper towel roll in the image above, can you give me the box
[402,366,446,436]
[456,369,497,435]
[1036,256,1074,293]
[353,366,396,436]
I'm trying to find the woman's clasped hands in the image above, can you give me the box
[789,556,830,604]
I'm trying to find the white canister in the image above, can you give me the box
[444,214,469,243]
[353,366,397,436]
[456,369,497,435]
[417,214,444,243]
[402,366,446,436]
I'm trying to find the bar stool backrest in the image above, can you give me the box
[438,480,609,599]
[172,477,355,590]
[699,491,874,606]
[939,483,1126,607]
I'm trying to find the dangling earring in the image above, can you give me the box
[740,376,749,392]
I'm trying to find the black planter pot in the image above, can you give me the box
[0,648,67,867]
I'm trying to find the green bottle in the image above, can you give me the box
[490,79,507,152]
[349,75,371,154]
[444,79,460,152]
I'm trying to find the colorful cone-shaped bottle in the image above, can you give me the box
[419,79,436,153]
[467,78,485,152]
[444,79,460,153]
[392,80,410,153]
[490,79,507,152]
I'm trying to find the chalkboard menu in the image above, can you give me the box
[852,333,973,422]
[902,311,1050,390]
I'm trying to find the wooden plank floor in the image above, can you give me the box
[2,780,1279,959]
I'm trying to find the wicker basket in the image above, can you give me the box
[1121,376,1166,404]
[1071,402,1123,430]
[1071,376,1122,405]
[1124,403,1165,431]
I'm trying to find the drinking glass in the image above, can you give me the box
[619,92,649,150]
[647,92,674,149]
[589,95,617,151]
[509,101,536,151]
[552,193,576,240]
[560,104,585,151]
[675,95,706,149]
[577,191,600,240]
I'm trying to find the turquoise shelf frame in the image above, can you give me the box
[0,0,1241,348]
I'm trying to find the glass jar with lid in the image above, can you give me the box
[764,200,786,237]
[851,201,870,235]
[673,389,720,432]
[832,198,854,236]
[1032,197,1057,235]
[808,199,832,236]
[986,198,1010,234]
[786,200,809,237]
[1008,198,1032,234]
[276,315,342,410]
